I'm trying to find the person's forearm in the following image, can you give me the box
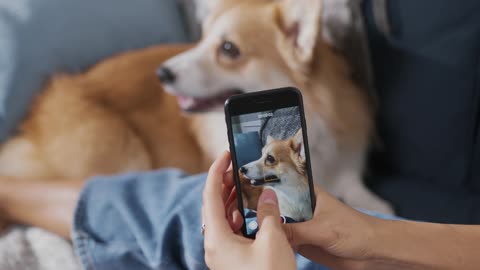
[0,177,84,239]
[368,219,480,270]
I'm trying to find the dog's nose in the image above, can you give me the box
[240,166,248,174]
[156,66,176,84]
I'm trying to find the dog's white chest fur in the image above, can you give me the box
[193,113,230,158]
[265,184,312,221]
[304,112,337,186]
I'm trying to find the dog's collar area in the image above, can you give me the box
[249,175,280,186]
[175,89,244,112]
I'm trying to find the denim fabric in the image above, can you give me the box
[72,169,397,270]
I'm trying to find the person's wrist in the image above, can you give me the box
[359,214,386,260]
[364,219,417,269]
[368,218,402,259]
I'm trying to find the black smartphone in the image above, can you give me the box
[225,87,316,238]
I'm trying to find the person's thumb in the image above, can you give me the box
[283,221,315,247]
[256,189,281,230]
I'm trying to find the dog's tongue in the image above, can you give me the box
[176,90,243,112]
[177,96,197,110]
[177,96,213,112]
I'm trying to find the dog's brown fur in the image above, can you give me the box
[239,174,262,210]
[0,0,393,215]
[0,45,211,180]
[239,130,310,217]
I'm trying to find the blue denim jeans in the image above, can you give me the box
[72,169,398,270]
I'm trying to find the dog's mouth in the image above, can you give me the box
[176,89,244,112]
[243,174,280,186]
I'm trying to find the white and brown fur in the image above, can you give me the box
[0,0,393,213]
[161,0,393,213]
[240,129,313,221]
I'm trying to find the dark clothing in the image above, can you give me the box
[364,0,480,223]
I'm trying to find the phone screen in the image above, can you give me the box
[227,89,314,237]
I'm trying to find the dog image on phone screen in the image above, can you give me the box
[232,107,313,228]
[240,129,312,222]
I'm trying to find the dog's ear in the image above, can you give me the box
[266,135,275,145]
[290,129,305,160]
[275,0,322,70]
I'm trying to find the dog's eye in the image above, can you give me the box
[265,154,276,164]
[220,40,241,59]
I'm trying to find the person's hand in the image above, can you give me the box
[202,151,296,270]
[283,187,382,270]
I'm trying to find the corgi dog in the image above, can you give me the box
[0,45,211,180]
[239,129,313,222]
[0,0,393,214]
[159,0,393,213]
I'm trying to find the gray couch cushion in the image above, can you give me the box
[0,0,189,141]
[233,132,262,167]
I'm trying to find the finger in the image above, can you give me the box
[223,169,235,192]
[226,194,235,219]
[221,167,234,203]
[283,187,337,246]
[225,192,243,233]
[283,222,323,246]
[203,151,232,237]
[222,172,236,208]
[256,189,281,229]
[225,186,237,210]
[283,186,320,246]
[227,207,244,233]
[222,184,229,203]
[231,208,244,233]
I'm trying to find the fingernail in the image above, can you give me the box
[259,189,277,205]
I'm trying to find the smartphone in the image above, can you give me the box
[225,87,316,238]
